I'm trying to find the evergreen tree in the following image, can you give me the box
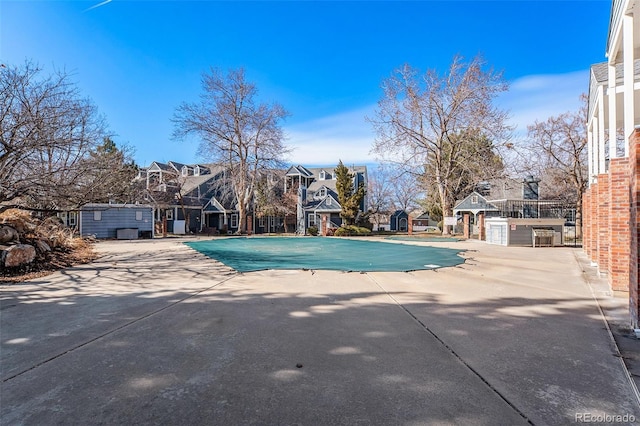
[335,160,365,226]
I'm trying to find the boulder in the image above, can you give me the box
[3,244,36,268]
[0,225,19,243]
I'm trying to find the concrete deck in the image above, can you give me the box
[1,237,639,425]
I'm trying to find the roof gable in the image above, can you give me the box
[453,192,498,212]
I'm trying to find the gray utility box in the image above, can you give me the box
[116,228,138,240]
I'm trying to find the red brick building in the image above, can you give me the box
[586,0,640,329]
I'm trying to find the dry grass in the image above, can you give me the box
[0,240,99,283]
[0,209,100,284]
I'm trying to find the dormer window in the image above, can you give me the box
[181,166,189,176]
[319,170,326,180]
[194,166,201,176]
[318,187,327,197]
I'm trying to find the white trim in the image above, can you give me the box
[623,13,634,152]
[597,85,606,173]
[609,63,618,160]
[230,213,238,228]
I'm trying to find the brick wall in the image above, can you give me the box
[630,130,640,328]
[463,214,470,239]
[582,129,640,328]
[583,189,592,258]
[598,174,610,271]
[588,182,599,262]
[608,160,630,291]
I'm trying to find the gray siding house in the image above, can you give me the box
[79,204,154,239]
[285,165,368,234]
[389,210,409,231]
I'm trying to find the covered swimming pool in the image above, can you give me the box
[186,237,465,272]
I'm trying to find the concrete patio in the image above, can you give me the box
[1,237,639,425]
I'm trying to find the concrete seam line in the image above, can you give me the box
[366,273,534,425]
[1,273,240,383]
[571,250,640,408]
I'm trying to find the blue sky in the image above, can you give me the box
[2,0,610,167]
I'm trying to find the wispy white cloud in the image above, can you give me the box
[501,70,588,137]
[283,70,589,167]
[284,106,377,166]
[84,0,112,12]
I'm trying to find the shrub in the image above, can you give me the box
[334,225,372,237]
[307,226,318,236]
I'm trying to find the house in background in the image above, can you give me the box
[285,165,368,235]
[454,177,569,243]
[453,192,499,235]
[389,210,409,232]
[585,0,640,328]
[75,203,154,239]
[137,161,239,235]
[411,212,437,231]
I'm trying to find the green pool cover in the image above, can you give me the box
[385,236,461,243]
[186,237,464,272]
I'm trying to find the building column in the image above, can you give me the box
[597,174,610,272]
[588,126,595,184]
[583,190,590,257]
[588,181,599,264]
[623,13,635,155]
[321,214,328,236]
[478,213,485,241]
[609,63,618,162]
[598,85,607,174]
[463,214,470,239]
[629,130,640,328]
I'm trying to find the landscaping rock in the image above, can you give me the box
[0,225,19,243]
[3,244,36,268]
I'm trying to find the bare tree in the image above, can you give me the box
[172,68,290,233]
[390,171,421,213]
[367,166,394,229]
[0,62,135,213]
[370,55,510,234]
[523,95,588,233]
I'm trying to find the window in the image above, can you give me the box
[308,213,316,226]
[166,210,173,220]
[136,211,143,221]
[471,195,479,204]
[69,212,77,226]
[194,166,200,176]
[93,211,102,221]
[319,170,326,180]
[231,214,238,228]
[318,187,326,197]
[259,216,265,227]
[327,197,332,206]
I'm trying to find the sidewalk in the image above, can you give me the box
[1,238,639,425]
